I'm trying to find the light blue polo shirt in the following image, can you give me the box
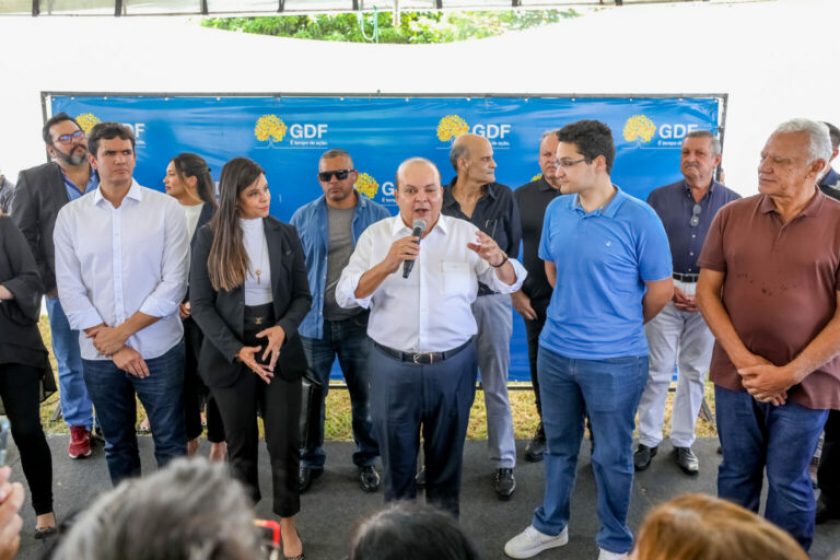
[538,187,672,359]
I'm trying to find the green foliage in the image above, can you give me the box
[201,9,580,44]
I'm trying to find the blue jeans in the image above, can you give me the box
[45,297,93,430]
[533,346,648,554]
[715,385,827,551]
[82,342,187,486]
[300,312,378,469]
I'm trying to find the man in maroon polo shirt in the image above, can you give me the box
[696,118,840,551]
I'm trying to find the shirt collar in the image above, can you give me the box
[93,179,142,206]
[391,214,448,236]
[443,176,497,208]
[681,179,719,200]
[574,185,625,218]
[758,187,824,217]
[537,176,557,192]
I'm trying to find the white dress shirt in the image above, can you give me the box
[336,214,526,353]
[54,180,189,361]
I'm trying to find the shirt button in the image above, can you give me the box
[689,252,694,256]
[691,234,696,239]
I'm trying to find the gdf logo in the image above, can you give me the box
[123,123,146,144]
[658,123,699,139]
[471,124,511,140]
[381,181,396,197]
[289,124,328,139]
[624,114,703,145]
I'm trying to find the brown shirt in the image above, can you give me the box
[698,190,840,410]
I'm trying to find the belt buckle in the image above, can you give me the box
[412,352,433,365]
[254,316,264,325]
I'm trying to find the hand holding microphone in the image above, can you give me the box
[402,219,426,279]
[382,218,425,277]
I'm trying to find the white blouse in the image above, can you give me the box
[239,218,273,306]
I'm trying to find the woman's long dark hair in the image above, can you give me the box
[207,157,264,292]
[171,152,218,210]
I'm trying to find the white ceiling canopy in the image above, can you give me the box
[0,0,673,17]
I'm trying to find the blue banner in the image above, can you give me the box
[49,94,722,382]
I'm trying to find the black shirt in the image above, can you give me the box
[443,178,521,296]
[514,176,561,303]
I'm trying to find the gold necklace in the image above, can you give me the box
[254,236,265,285]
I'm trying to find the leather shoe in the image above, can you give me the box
[494,468,516,500]
[298,466,322,493]
[34,526,58,540]
[359,465,381,493]
[524,423,546,463]
[674,446,699,475]
[816,494,840,524]
[633,444,657,471]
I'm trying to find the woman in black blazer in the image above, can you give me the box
[163,153,226,461]
[190,157,311,560]
[0,214,57,538]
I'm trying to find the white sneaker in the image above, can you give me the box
[504,525,569,559]
[597,548,629,560]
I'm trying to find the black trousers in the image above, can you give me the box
[0,363,53,515]
[523,297,550,417]
[818,409,840,507]
[210,305,302,518]
[183,318,225,443]
[369,341,477,517]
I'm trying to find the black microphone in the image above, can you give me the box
[402,218,426,279]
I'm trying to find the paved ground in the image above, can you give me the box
[10,437,840,559]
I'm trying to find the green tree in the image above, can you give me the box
[201,10,579,44]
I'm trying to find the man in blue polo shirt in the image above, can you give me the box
[505,120,673,560]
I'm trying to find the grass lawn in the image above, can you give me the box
[37,317,717,440]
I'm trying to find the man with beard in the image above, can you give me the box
[12,112,99,460]
[291,149,389,493]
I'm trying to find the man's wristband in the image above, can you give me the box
[491,252,509,268]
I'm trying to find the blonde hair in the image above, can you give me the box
[634,494,807,560]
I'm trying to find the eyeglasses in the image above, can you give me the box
[53,130,85,144]
[689,203,702,227]
[318,169,354,182]
[555,158,587,169]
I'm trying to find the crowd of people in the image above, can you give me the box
[0,112,838,560]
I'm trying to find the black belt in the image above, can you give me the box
[374,338,472,365]
[673,272,699,283]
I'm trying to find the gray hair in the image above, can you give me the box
[396,157,441,188]
[53,458,261,560]
[773,118,832,162]
[449,141,469,172]
[685,130,722,156]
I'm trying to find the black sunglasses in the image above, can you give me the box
[318,169,354,182]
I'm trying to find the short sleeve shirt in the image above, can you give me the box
[697,191,840,410]
[538,188,672,359]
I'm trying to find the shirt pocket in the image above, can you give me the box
[441,261,471,296]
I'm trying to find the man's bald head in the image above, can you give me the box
[450,134,497,186]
